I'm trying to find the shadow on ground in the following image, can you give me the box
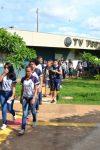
[50,110,100,123]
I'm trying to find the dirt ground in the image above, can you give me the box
[1,102,100,150]
[1,126,95,150]
[0,112,100,150]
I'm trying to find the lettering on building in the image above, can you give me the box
[64,37,100,49]
[73,38,83,47]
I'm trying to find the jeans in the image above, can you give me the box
[38,92,42,104]
[0,91,15,124]
[21,97,37,130]
[36,94,39,110]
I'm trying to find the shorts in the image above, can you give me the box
[50,79,61,91]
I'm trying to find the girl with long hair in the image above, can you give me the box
[0,62,16,130]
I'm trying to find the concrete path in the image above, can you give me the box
[1,100,100,149]
[39,103,100,121]
[71,124,100,150]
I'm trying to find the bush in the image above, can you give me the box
[94,74,100,80]
[82,52,100,65]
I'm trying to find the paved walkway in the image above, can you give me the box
[39,103,100,121]
[70,124,100,150]
[0,96,100,150]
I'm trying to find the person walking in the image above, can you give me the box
[18,65,38,135]
[49,60,62,103]
[0,62,16,130]
[29,59,41,112]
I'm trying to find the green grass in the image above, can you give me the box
[16,79,100,105]
[16,83,22,98]
[58,79,100,105]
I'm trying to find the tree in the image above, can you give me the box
[0,28,36,73]
[0,28,12,63]
[82,52,100,65]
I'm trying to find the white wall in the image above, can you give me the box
[7,29,100,50]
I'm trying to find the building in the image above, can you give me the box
[6,29,100,61]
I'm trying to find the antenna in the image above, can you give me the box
[36,8,39,32]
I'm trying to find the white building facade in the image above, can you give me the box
[7,29,100,61]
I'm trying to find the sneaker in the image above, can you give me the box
[36,110,39,113]
[33,122,38,127]
[51,99,56,103]
[18,129,25,136]
[1,124,7,130]
[39,102,42,105]
[27,114,32,119]
[27,111,31,119]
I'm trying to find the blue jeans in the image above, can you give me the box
[21,97,37,130]
[0,91,15,124]
[38,91,42,104]
[36,93,39,110]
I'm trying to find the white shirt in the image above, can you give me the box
[21,76,39,98]
[2,76,16,91]
[36,64,42,73]
[83,61,87,67]
[32,72,39,80]
[23,79,34,98]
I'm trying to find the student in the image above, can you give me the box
[61,60,67,79]
[44,60,52,97]
[76,61,83,77]
[29,59,41,112]
[49,60,62,103]
[19,65,38,135]
[82,61,88,77]
[68,59,73,78]
[36,57,43,105]
[0,62,16,130]
[36,56,43,73]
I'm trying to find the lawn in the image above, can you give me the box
[58,79,100,105]
[15,83,22,98]
[16,78,100,105]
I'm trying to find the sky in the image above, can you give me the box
[0,0,100,39]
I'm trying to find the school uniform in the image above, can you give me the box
[0,76,16,125]
[44,67,50,88]
[21,75,39,130]
[32,68,42,110]
[36,66,43,105]
[49,65,62,91]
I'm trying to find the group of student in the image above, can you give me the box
[0,57,63,135]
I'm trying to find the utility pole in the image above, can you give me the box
[36,8,39,32]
